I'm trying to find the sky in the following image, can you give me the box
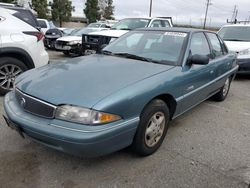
[72,0,250,27]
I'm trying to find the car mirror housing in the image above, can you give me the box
[189,54,209,65]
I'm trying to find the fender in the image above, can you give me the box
[0,47,35,69]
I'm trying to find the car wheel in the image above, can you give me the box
[63,51,70,55]
[0,57,27,95]
[132,99,170,156]
[213,77,231,101]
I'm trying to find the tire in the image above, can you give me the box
[132,99,170,156]
[63,51,70,55]
[0,57,28,95]
[213,77,231,101]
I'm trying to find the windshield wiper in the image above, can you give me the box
[102,50,113,55]
[223,39,247,41]
[112,53,161,64]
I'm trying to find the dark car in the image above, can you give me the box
[44,28,63,49]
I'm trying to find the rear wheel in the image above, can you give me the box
[132,99,170,156]
[63,51,70,55]
[213,77,231,101]
[0,57,27,95]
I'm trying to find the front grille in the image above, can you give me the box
[56,40,68,46]
[15,89,56,118]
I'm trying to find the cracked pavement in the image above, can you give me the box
[0,51,249,188]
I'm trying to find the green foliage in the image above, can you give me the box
[32,0,48,19]
[84,0,100,23]
[51,0,72,27]
[103,0,114,20]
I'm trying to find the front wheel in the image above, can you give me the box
[132,99,170,156]
[0,57,27,95]
[213,77,231,101]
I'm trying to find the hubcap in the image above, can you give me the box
[222,78,230,96]
[145,112,165,148]
[0,64,23,90]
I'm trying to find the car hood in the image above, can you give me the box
[16,55,173,108]
[89,30,129,37]
[56,36,82,42]
[224,41,250,52]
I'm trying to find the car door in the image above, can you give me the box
[179,32,216,111]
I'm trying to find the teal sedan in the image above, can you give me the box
[3,28,238,157]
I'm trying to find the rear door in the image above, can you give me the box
[205,32,235,89]
[180,32,216,111]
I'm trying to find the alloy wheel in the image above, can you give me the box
[0,64,23,90]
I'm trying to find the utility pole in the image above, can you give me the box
[231,5,237,22]
[203,0,212,29]
[149,0,153,17]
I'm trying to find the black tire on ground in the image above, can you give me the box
[63,51,70,55]
[132,99,170,156]
[213,77,231,102]
[0,57,28,95]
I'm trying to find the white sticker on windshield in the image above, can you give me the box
[164,32,187,37]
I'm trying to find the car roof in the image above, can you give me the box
[136,27,211,33]
[221,24,250,28]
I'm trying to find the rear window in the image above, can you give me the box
[6,7,38,28]
[38,20,47,28]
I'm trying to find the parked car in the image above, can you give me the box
[55,23,109,56]
[0,6,48,94]
[37,18,56,34]
[218,24,250,74]
[3,28,238,157]
[82,17,173,55]
[44,28,64,49]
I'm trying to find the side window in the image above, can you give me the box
[150,20,162,28]
[10,9,38,28]
[190,32,210,56]
[206,33,224,57]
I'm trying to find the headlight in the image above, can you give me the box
[68,40,81,45]
[55,105,121,125]
[238,48,250,56]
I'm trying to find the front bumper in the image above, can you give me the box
[55,42,81,53]
[237,58,250,74]
[3,91,139,157]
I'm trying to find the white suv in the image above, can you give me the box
[0,6,49,94]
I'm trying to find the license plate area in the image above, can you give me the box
[3,116,24,138]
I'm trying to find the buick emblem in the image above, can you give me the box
[20,97,26,108]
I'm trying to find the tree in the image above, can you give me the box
[98,0,106,16]
[32,0,48,19]
[103,0,114,20]
[51,0,72,27]
[84,0,100,23]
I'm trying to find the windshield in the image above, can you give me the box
[88,23,101,28]
[111,18,150,30]
[103,31,187,65]
[73,28,94,36]
[218,26,250,41]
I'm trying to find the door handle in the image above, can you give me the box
[210,70,214,74]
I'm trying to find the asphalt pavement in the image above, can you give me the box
[0,50,249,188]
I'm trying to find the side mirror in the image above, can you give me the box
[189,54,209,65]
